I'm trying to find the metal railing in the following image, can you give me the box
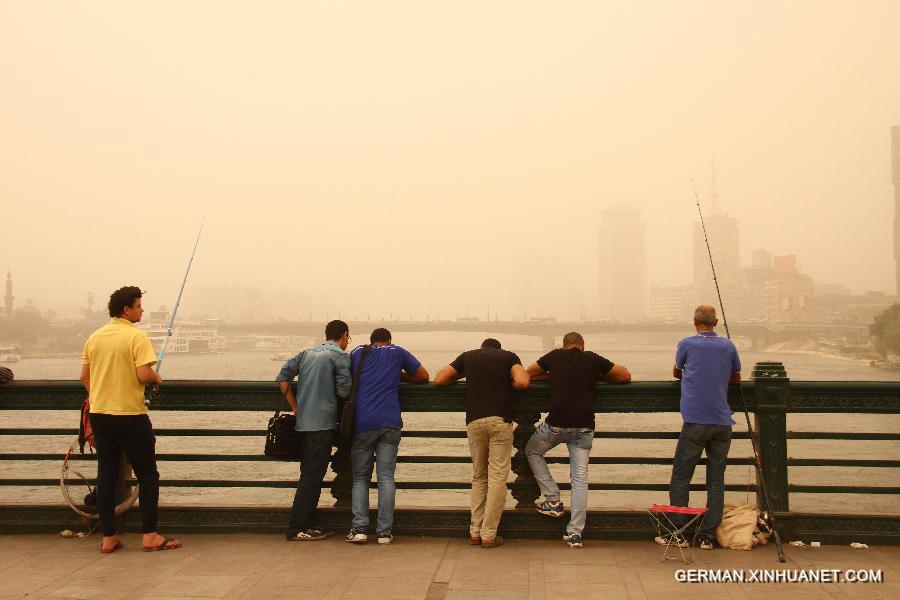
[1,361,898,542]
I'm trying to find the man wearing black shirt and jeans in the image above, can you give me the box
[525,332,631,548]
[435,339,530,548]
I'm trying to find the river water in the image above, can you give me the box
[3,330,898,515]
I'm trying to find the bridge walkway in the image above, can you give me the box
[3,533,897,599]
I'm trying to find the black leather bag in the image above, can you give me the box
[265,350,307,460]
[337,345,373,444]
[264,410,304,460]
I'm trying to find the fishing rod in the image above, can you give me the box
[692,180,786,563]
[146,218,205,406]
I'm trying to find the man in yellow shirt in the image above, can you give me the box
[81,286,181,553]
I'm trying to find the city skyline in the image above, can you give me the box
[1,3,899,321]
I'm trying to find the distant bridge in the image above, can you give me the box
[218,320,872,350]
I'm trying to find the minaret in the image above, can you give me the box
[4,269,13,318]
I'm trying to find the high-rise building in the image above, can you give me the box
[598,206,646,321]
[892,125,900,294]
[3,269,13,318]
[693,213,740,286]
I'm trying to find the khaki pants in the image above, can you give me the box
[466,416,513,541]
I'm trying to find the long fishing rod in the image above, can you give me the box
[147,218,205,406]
[692,180,786,563]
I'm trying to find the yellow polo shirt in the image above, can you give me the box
[82,318,158,415]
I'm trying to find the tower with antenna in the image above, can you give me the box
[3,269,14,319]
[692,162,739,285]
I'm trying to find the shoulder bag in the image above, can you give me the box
[265,351,307,460]
[337,345,373,444]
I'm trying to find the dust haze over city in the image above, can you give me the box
[3,1,900,379]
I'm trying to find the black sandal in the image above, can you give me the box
[143,536,182,552]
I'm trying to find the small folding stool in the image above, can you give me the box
[648,504,707,564]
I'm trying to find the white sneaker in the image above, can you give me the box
[345,528,368,544]
[378,532,393,545]
[654,535,689,548]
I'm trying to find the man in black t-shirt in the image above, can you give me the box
[524,332,631,548]
[434,338,530,548]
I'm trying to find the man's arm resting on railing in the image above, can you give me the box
[730,372,741,385]
[673,366,683,380]
[80,364,90,393]
[402,365,430,382]
[511,364,530,389]
[603,364,631,383]
[278,381,299,415]
[434,365,462,386]
[526,362,550,382]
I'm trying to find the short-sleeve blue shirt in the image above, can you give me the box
[674,332,741,426]
[350,344,422,434]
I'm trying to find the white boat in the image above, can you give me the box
[0,353,20,363]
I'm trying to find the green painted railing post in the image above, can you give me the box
[510,411,541,507]
[330,445,353,506]
[752,361,790,512]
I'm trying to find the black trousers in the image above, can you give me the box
[286,430,335,538]
[88,413,160,537]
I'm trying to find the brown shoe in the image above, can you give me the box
[469,536,482,545]
[481,536,504,549]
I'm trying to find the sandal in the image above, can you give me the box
[100,541,123,554]
[142,536,182,552]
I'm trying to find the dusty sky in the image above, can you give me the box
[2,1,899,321]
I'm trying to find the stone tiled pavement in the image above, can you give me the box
[1,534,897,600]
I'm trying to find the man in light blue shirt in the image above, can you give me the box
[661,305,741,550]
[277,320,352,541]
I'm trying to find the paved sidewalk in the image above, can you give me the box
[1,534,897,600]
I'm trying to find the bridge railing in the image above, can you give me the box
[0,361,898,542]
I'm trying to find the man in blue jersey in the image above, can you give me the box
[345,328,428,545]
[660,305,741,550]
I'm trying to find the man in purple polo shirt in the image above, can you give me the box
[660,305,741,550]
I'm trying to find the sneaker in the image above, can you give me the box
[469,536,482,545]
[288,528,334,541]
[654,535,689,548]
[377,531,393,545]
[345,528,368,544]
[481,535,504,549]
[699,537,714,550]
[562,533,583,549]
[535,499,564,518]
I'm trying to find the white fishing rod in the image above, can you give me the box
[147,218,205,406]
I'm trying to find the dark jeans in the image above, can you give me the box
[286,429,335,538]
[88,413,160,537]
[669,422,732,539]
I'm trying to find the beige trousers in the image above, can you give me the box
[466,416,514,541]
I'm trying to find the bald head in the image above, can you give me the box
[693,305,718,328]
[562,332,585,349]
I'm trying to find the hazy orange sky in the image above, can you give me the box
[2,1,899,320]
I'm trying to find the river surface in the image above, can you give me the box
[3,330,898,515]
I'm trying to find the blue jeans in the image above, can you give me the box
[351,427,401,534]
[525,420,593,535]
[669,422,732,539]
